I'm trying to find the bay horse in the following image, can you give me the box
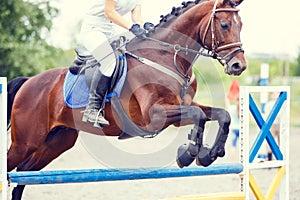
[7,0,246,199]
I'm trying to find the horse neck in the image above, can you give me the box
[127,1,213,75]
[162,3,211,45]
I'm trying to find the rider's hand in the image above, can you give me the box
[129,24,146,39]
[143,22,155,31]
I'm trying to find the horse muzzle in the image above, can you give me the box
[215,44,246,76]
[225,57,246,76]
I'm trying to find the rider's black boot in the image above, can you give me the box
[82,68,110,127]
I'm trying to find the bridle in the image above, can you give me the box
[201,0,244,66]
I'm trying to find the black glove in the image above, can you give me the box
[143,22,155,31]
[129,24,146,39]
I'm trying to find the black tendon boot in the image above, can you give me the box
[82,68,110,127]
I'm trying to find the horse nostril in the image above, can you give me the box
[229,62,245,76]
[232,63,241,70]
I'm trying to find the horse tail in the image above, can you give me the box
[7,77,28,127]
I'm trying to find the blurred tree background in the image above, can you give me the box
[0,0,73,80]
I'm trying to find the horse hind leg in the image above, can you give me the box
[7,139,41,172]
[16,127,78,170]
[10,127,78,200]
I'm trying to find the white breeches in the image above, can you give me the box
[79,20,116,77]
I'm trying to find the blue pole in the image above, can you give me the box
[248,93,286,162]
[8,163,243,185]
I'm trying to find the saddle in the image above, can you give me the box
[63,37,128,109]
[63,36,162,139]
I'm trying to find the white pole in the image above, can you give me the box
[279,87,290,200]
[239,86,250,200]
[0,77,8,200]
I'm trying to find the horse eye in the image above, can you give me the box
[220,22,229,30]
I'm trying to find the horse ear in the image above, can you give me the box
[222,0,244,7]
[232,0,244,6]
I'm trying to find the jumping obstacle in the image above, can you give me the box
[0,77,290,200]
[240,86,290,200]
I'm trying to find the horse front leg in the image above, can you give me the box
[193,102,231,167]
[150,103,230,168]
[150,104,208,168]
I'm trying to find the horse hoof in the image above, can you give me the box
[218,149,225,157]
[196,147,215,167]
[176,159,185,168]
[176,144,196,168]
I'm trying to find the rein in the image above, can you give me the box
[125,50,195,86]
[141,36,213,80]
[126,50,195,105]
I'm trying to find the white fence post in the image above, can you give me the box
[239,86,250,200]
[0,77,8,200]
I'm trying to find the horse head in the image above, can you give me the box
[199,0,246,75]
[128,0,246,77]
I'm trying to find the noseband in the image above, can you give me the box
[202,0,244,66]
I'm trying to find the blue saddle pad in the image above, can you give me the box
[63,58,127,109]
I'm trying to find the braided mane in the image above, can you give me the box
[157,0,206,25]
